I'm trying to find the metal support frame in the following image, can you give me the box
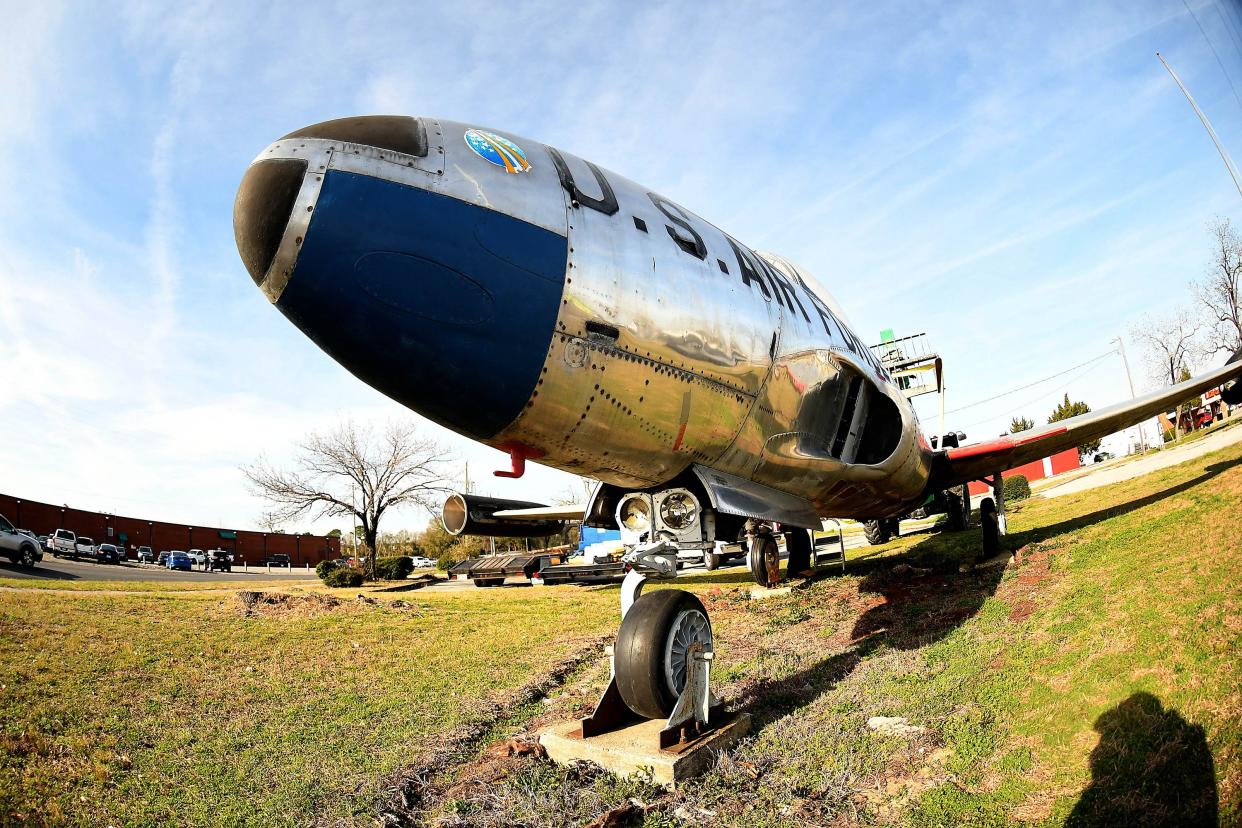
[659,644,723,750]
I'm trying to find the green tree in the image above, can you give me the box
[1048,393,1100,458]
[1009,415,1034,433]
[1179,365,1202,408]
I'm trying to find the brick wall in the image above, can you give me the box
[0,493,340,566]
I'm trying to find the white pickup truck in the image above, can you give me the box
[0,513,42,567]
[50,528,77,557]
[74,537,97,559]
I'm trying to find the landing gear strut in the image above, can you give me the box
[976,472,1006,560]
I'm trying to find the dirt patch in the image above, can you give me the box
[236,590,344,618]
[997,544,1060,622]
[235,590,425,618]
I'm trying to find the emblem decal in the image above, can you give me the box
[464,129,531,173]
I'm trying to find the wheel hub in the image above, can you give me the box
[663,608,711,697]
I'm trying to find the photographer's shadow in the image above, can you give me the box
[1067,692,1217,827]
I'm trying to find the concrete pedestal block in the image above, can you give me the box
[748,584,793,600]
[538,713,751,786]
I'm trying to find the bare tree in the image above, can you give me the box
[1131,309,1202,439]
[1194,218,1242,355]
[243,419,452,576]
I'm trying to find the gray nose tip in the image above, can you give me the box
[280,115,427,157]
[233,158,307,287]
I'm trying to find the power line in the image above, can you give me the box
[1183,0,1242,113]
[955,358,1112,432]
[944,349,1118,415]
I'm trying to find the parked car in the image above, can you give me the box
[75,536,97,559]
[166,551,192,572]
[408,556,436,569]
[156,550,171,566]
[260,554,290,567]
[187,549,207,567]
[96,543,121,564]
[136,546,155,563]
[0,514,43,567]
[37,535,53,555]
[50,528,76,557]
[206,549,232,572]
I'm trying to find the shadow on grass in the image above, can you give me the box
[729,453,1242,730]
[1066,692,1217,827]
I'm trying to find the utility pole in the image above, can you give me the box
[1113,336,1148,453]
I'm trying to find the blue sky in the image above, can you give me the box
[2,0,1240,533]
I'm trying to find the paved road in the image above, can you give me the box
[0,555,318,583]
[1039,422,1242,499]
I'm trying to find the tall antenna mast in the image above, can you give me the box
[1157,51,1242,198]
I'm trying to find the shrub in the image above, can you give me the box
[322,566,364,588]
[1003,474,1031,503]
[374,556,415,581]
[315,559,339,581]
[437,554,460,572]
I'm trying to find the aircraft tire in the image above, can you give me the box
[704,551,720,571]
[472,578,504,588]
[863,520,891,546]
[748,534,781,587]
[785,529,813,577]
[615,589,712,719]
[980,498,999,558]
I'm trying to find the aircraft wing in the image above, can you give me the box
[492,504,588,521]
[933,355,1242,488]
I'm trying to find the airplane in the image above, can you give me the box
[234,115,1242,728]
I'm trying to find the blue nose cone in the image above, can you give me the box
[238,160,566,440]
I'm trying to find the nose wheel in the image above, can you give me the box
[579,552,723,747]
[615,590,713,719]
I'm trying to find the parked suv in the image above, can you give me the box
[260,554,290,567]
[50,528,76,557]
[207,549,232,572]
[74,537,97,559]
[187,549,207,567]
[0,514,42,568]
[136,546,155,563]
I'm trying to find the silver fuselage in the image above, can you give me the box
[243,118,935,519]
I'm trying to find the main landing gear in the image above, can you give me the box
[580,541,724,747]
[746,521,817,589]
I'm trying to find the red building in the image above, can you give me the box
[967,447,1080,496]
[0,492,340,566]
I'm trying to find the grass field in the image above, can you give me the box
[2,439,1239,826]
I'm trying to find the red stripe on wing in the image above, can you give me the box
[946,426,1067,460]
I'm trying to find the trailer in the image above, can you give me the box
[448,548,570,587]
